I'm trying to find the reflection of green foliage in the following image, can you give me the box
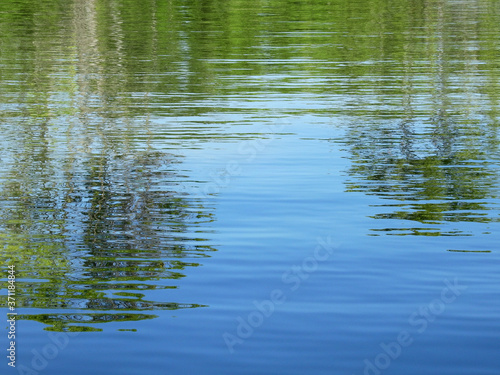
[0,148,213,329]
[346,127,499,233]
[345,113,499,231]
[0,0,499,330]
[1,0,222,330]
[18,303,207,331]
[19,313,158,332]
[334,0,500,235]
[369,228,473,237]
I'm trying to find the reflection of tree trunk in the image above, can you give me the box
[428,0,456,158]
[482,3,500,155]
[73,0,101,110]
[70,0,127,147]
[399,29,416,161]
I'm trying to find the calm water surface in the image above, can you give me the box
[1,0,499,374]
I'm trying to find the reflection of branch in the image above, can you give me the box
[82,151,195,251]
[399,119,416,161]
[430,109,459,158]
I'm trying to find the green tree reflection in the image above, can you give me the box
[342,0,500,236]
[0,0,216,331]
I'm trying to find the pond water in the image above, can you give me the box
[1,0,499,374]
